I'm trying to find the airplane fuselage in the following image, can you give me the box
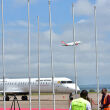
[0,77,80,95]
[61,41,81,46]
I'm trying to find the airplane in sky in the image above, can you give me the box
[0,77,80,101]
[61,41,81,46]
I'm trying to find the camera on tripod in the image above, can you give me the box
[10,94,21,110]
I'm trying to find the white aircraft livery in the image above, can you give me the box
[61,41,81,46]
[0,77,80,101]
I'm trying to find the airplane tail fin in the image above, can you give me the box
[75,41,81,45]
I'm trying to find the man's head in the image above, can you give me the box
[80,90,88,99]
[101,88,107,95]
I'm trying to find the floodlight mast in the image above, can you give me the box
[94,6,99,110]
[28,0,32,110]
[48,0,55,110]
[72,3,77,98]
[1,0,6,109]
[37,16,41,110]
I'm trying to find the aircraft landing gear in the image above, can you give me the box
[6,95,10,101]
[3,95,9,101]
[21,96,28,100]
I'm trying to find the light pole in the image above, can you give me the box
[28,0,32,110]
[72,3,77,98]
[94,5,99,110]
[48,0,55,110]
[1,0,6,109]
[37,16,40,110]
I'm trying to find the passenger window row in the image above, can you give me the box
[0,82,51,85]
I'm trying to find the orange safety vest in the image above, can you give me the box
[103,94,110,110]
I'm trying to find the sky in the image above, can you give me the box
[0,0,110,85]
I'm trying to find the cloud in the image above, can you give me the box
[0,0,110,85]
[8,21,28,28]
[7,20,36,30]
[74,0,93,16]
[97,0,110,7]
[77,19,88,24]
[0,20,110,84]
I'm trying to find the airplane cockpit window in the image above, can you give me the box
[61,81,73,84]
[61,81,66,83]
[67,81,73,83]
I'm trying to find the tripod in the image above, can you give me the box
[10,94,21,110]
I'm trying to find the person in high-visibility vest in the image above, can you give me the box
[69,90,91,110]
[100,88,110,110]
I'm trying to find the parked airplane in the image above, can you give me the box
[61,41,81,46]
[0,77,80,101]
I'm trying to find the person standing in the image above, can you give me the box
[69,90,91,110]
[69,93,73,106]
[100,88,110,110]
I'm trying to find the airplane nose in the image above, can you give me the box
[66,84,80,92]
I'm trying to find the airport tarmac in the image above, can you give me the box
[0,94,69,109]
[0,93,102,110]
